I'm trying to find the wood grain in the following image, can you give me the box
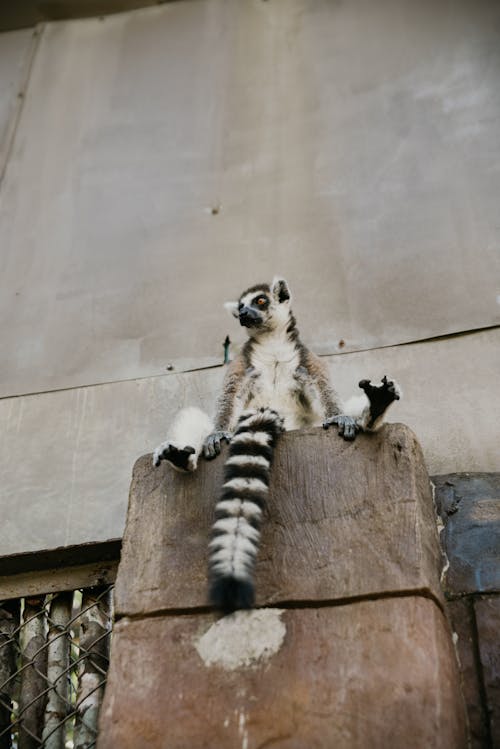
[98,597,467,749]
[115,423,443,616]
[447,599,489,749]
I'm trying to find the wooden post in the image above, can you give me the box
[73,588,111,749]
[42,592,73,749]
[99,425,469,749]
[19,596,47,749]
[0,600,20,749]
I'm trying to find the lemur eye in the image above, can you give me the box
[257,298,266,306]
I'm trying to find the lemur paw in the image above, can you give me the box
[323,414,359,441]
[359,376,401,408]
[153,442,197,472]
[203,431,232,460]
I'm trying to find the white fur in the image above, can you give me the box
[215,499,263,519]
[153,407,213,470]
[210,532,256,555]
[226,455,270,469]
[231,431,272,446]
[271,276,291,302]
[238,291,291,336]
[243,332,322,430]
[210,542,257,579]
[238,289,269,309]
[212,517,260,542]
[343,394,370,425]
[224,301,239,318]
[223,477,269,493]
[210,534,257,563]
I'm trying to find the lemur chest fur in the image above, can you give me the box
[242,336,318,429]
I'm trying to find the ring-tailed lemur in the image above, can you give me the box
[153,278,400,612]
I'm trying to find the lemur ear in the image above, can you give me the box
[271,277,291,304]
[224,301,239,318]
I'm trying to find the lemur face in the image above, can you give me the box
[225,278,292,334]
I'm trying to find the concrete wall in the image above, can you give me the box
[0,0,499,559]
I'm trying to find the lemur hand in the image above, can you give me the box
[203,430,232,460]
[358,376,401,406]
[323,414,359,441]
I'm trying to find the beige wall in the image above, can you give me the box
[0,29,35,173]
[0,0,499,556]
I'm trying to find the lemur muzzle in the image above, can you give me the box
[239,307,261,327]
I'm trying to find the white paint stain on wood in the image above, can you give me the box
[195,609,286,671]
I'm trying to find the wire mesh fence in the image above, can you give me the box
[0,585,113,749]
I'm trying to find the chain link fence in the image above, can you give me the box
[0,585,113,749]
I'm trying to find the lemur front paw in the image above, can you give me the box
[323,414,359,441]
[358,376,401,428]
[203,431,232,460]
[153,442,197,472]
[359,375,401,408]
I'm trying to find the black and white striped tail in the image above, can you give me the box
[208,408,284,613]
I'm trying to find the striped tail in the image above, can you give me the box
[208,407,284,612]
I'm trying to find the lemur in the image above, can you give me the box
[153,278,400,612]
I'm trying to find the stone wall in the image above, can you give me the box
[434,474,500,748]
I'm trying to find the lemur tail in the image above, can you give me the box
[208,408,284,613]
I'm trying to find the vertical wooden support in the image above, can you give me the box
[0,600,20,749]
[99,426,469,749]
[73,588,111,749]
[19,596,47,749]
[42,592,73,749]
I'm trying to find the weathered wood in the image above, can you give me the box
[0,1,159,32]
[474,595,500,748]
[0,541,121,577]
[0,561,117,602]
[98,597,467,749]
[42,592,73,749]
[115,424,443,616]
[19,597,47,749]
[447,599,489,749]
[0,600,20,749]
[433,473,500,596]
[73,588,111,749]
